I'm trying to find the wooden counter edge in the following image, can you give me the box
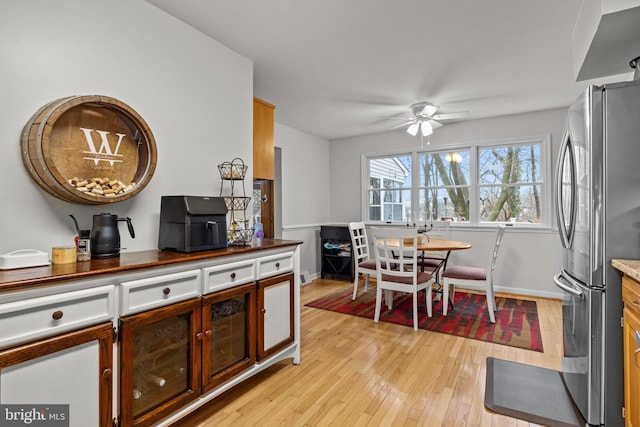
[0,239,302,292]
[612,259,640,283]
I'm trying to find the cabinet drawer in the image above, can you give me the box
[0,285,114,349]
[257,252,294,279]
[120,269,201,316]
[623,276,640,316]
[202,259,256,294]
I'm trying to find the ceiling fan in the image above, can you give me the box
[387,102,469,136]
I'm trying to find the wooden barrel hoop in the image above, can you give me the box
[21,95,158,205]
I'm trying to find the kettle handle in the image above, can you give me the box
[118,217,135,239]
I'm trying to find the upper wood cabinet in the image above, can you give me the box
[253,97,275,180]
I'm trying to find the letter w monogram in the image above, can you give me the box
[80,127,126,166]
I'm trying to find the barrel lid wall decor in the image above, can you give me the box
[21,95,158,205]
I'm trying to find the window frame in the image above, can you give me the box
[361,135,552,228]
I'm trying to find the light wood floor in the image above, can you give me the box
[171,278,563,426]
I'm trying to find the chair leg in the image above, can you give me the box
[384,290,393,309]
[352,273,359,300]
[443,279,450,316]
[364,274,369,292]
[374,286,382,323]
[412,292,419,331]
[487,283,496,323]
[426,284,433,318]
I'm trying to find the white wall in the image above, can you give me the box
[0,0,572,298]
[328,108,569,297]
[0,0,253,254]
[275,123,331,279]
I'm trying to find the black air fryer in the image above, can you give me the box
[158,196,228,252]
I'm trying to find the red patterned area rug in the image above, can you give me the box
[305,286,543,352]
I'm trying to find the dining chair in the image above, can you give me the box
[441,224,506,323]
[371,227,435,330]
[417,220,451,281]
[348,222,376,300]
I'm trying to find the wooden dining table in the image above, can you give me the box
[383,237,471,252]
[380,236,472,310]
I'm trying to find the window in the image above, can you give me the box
[367,155,411,222]
[363,136,550,226]
[478,144,542,223]
[420,150,471,222]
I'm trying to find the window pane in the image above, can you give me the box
[368,155,411,222]
[419,151,470,187]
[420,188,469,222]
[479,144,541,185]
[381,189,411,222]
[369,206,380,221]
[479,184,542,222]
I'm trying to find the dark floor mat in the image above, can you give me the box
[485,357,586,427]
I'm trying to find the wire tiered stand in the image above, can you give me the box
[218,158,254,245]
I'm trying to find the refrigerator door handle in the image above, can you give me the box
[555,131,576,249]
[553,272,585,297]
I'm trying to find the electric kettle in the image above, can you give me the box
[91,213,135,258]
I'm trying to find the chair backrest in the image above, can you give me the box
[489,224,507,273]
[371,227,420,281]
[424,220,451,239]
[348,222,370,263]
[422,220,451,259]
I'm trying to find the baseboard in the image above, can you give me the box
[493,285,562,300]
[309,274,562,299]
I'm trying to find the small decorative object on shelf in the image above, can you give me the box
[218,158,253,245]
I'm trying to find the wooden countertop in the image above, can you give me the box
[612,259,640,282]
[0,239,302,292]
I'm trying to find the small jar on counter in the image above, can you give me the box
[77,229,91,261]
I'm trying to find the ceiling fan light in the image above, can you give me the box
[420,121,433,136]
[407,122,420,136]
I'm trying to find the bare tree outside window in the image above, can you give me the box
[420,151,470,221]
[365,138,546,225]
[479,144,542,223]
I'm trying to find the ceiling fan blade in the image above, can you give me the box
[390,120,416,130]
[428,119,444,129]
[381,115,415,121]
[432,111,469,121]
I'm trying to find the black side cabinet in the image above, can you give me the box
[320,225,354,281]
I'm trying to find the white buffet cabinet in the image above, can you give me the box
[0,242,301,427]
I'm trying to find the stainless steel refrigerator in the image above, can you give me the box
[554,79,640,426]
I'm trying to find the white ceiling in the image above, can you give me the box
[146,0,634,140]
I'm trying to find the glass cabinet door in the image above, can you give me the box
[201,282,256,393]
[119,299,201,427]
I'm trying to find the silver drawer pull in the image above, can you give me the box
[52,310,64,320]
